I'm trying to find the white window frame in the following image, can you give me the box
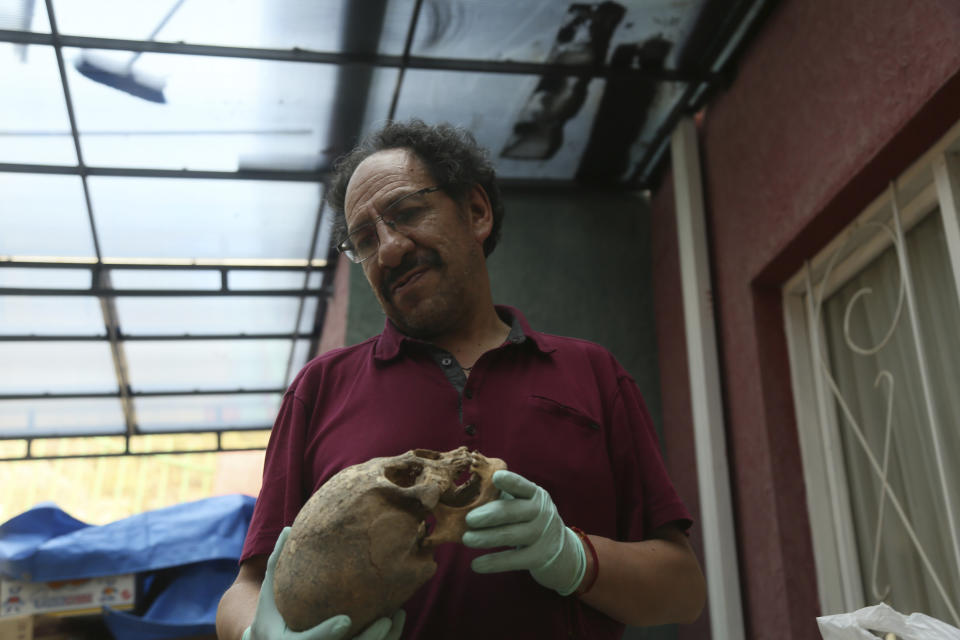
[782,117,960,622]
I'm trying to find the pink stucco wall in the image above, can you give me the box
[317,253,351,356]
[651,1,960,638]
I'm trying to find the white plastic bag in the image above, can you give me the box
[818,603,960,640]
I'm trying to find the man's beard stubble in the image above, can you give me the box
[379,249,443,304]
[376,248,459,339]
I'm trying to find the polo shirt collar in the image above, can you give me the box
[373,304,555,362]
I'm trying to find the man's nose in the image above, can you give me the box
[375,221,414,268]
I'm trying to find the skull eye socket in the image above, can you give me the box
[384,462,424,487]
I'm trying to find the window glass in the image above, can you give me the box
[823,211,960,621]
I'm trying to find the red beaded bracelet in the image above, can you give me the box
[570,526,599,595]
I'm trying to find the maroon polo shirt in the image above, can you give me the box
[242,306,691,639]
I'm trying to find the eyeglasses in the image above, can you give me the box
[337,186,442,263]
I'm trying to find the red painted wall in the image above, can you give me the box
[651,1,960,638]
[317,253,351,356]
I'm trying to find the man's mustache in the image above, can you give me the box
[381,250,443,301]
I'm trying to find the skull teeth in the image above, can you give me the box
[439,472,480,506]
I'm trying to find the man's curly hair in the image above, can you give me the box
[327,119,504,257]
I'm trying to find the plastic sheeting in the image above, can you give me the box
[0,494,255,639]
[817,603,960,639]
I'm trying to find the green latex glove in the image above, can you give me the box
[243,527,406,640]
[462,470,587,596]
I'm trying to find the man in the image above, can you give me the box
[216,120,705,640]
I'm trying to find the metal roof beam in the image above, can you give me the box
[0,29,715,83]
[0,333,317,341]
[45,0,140,438]
[2,387,286,401]
[0,258,331,270]
[0,162,327,182]
[5,444,265,461]
[0,163,621,193]
[0,287,328,296]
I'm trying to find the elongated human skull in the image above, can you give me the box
[273,447,506,633]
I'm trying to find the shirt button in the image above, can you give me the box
[441,357,452,366]
[464,388,473,399]
[464,424,476,436]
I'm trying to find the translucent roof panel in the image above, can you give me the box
[87,177,322,260]
[115,296,306,335]
[356,66,402,139]
[51,0,415,53]
[1,296,105,336]
[316,0,714,67]
[0,45,77,164]
[109,269,221,290]
[49,0,708,64]
[0,342,118,393]
[134,393,282,432]
[63,48,339,171]
[297,298,319,334]
[398,1,610,63]
[313,211,335,261]
[0,398,125,438]
[0,174,96,257]
[228,270,317,291]
[387,70,606,180]
[0,268,90,289]
[0,0,49,32]
[124,339,290,392]
[287,339,313,385]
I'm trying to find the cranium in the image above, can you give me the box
[273,446,506,633]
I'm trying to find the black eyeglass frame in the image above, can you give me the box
[336,185,443,263]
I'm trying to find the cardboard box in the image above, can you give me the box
[0,615,32,640]
[0,575,134,619]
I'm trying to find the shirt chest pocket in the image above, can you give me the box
[506,394,604,476]
[527,394,601,432]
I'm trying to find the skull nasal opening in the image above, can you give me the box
[384,462,424,487]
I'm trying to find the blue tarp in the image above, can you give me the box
[0,494,255,639]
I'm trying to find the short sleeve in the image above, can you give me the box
[239,390,312,563]
[609,373,692,541]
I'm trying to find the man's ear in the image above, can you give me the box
[465,184,493,245]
